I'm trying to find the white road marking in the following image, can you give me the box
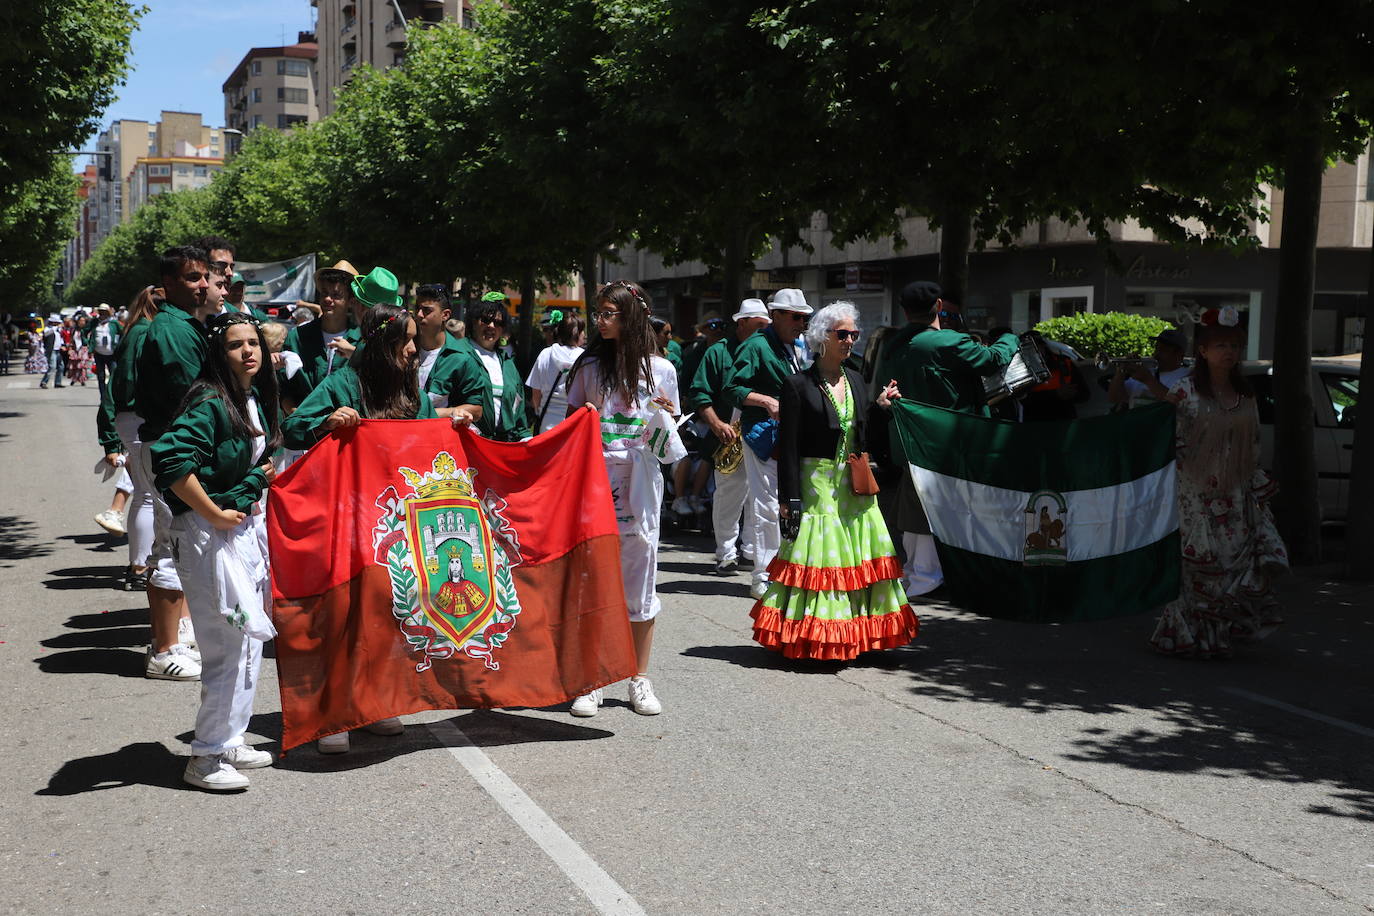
[1222,687,1374,739]
[425,718,646,916]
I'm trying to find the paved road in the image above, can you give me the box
[2,375,1371,915]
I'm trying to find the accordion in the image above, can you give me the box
[982,332,1053,405]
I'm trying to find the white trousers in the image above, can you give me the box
[137,437,182,591]
[171,512,265,756]
[902,532,944,596]
[115,412,153,568]
[710,461,754,564]
[606,452,663,622]
[743,445,779,587]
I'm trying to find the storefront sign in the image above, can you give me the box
[1047,257,1087,282]
[844,263,886,291]
[1124,256,1191,282]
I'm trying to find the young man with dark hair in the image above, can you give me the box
[188,236,236,280]
[412,284,473,418]
[132,245,214,681]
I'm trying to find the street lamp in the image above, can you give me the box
[222,127,243,157]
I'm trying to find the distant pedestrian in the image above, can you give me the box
[526,310,585,434]
[39,315,63,388]
[91,304,119,397]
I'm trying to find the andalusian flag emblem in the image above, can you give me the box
[891,401,1180,621]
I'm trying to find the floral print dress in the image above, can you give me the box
[1150,377,1288,657]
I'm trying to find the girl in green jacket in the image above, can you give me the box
[153,312,281,792]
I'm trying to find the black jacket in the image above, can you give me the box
[778,363,869,505]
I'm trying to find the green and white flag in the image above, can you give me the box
[891,400,1179,621]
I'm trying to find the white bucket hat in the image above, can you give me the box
[767,288,813,315]
[732,298,769,321]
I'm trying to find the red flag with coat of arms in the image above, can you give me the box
[266,409,635,751]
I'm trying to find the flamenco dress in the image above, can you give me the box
[750,377,919,660]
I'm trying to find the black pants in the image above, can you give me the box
[94,353,115,398]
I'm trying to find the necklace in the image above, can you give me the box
[1217,390,1242,412]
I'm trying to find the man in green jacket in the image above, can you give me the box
[689,299,770,574]
[886,280,1019,598]
[285,259,359,392]
[411,284,475,421]
[132,246,217,682]
[723,288,812,597]
[446,293,530,441]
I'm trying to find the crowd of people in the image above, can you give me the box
[65,232,1287,792]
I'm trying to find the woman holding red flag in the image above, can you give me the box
[281,300,475,753]
[565,280,680,717]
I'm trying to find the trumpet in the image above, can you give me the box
[713,420,743,474]
[1095,355,1158,374]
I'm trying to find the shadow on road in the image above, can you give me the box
[682,643,850,673]
[44,563,126,590]
[658,577,751,598]
[37,741,188,795]
[0,515,53,566]
[34,647,145,677]
[264,709,615,773]
[56,532,122,554]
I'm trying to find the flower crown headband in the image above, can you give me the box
[208,315,261,337]
[602,279,650,312]
[367,313,401,339]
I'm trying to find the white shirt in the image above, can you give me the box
[322,328,347,373]
[475,343,504,424]
[1125,365,1190,406]
[566,354,679,457]
[526,343,583,433]
[417,344,442,390]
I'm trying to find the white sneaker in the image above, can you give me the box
[628,676,662,716]
[145,646,201,681]
[569,689,603,717]
[171,640,200,665]
[177,617,197,651]
[94,509,126,536]
[221,745,273,769]
[363,717,403,736]
[671,496,693,517]
[688,494,707,514]
[183,754,250,791]
[750,580,768,599]
[317,732,350,754]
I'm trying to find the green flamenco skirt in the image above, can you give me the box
[751,457,919,660]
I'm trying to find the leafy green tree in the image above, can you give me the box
[68,187,216,306]
[0,0,144,208]
[211,126,329,263]
[0,157,79,308]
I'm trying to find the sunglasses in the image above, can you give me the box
[704,320,724,329]
[831,329,860,342]
[477,314,507,327]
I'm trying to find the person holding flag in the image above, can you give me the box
[565,279,680,717]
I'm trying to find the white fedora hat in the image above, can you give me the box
[767,288,813,315]
[732,298,769,321]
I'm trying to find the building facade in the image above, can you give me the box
[87,112,224,250]
[60,166,100,296]
[604,146,1374,362]
[222,35,320,151]
[126,144,224,214]
[312,0,472,118]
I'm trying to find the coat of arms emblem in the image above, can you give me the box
[1023,489,1068,567]
[372,451,523,671]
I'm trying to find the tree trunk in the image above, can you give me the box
[938,208,973,303]
[1272,112,1325,564]
[515,268,538,375]
[1344,244,1374,578]
[581,246,599,312]
[721,225,749,314]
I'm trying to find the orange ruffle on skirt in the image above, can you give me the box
[766,554,904,592]
[750,603,920,661]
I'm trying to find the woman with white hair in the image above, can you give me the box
[749,302,919,660]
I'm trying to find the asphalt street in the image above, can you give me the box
[2,375,1371,915]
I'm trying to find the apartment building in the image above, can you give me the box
[223,34,320,151]
[60,166,100,293]
[126,143,224,214]
[603,145,1374,362]
[87,111,224,252]
[312,0,472,118]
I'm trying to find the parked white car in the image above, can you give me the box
[1243,356,1358,524]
